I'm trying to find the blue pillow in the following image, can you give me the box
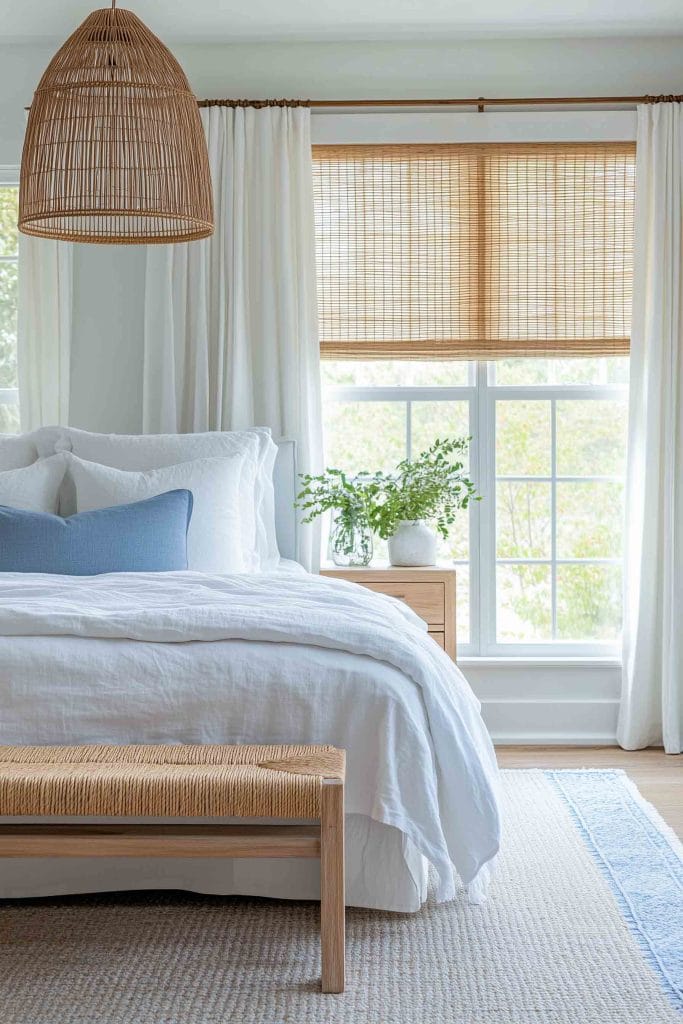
[0,489,193,575]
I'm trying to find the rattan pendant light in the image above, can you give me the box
[18,1,213,244]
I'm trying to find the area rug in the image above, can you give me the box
[0,769,680,1024]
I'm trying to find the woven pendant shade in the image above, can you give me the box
[18,4,213,244]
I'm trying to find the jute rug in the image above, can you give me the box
[0,769,680,1024]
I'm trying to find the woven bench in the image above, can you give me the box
[0,743,346,993]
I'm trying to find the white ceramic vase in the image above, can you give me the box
[387,519,437,566]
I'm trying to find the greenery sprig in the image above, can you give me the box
[296,467,380,528]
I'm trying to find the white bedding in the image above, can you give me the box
[0,565,500,908]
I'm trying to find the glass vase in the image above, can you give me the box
[330,517,373,567]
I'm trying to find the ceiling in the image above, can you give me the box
[1,0,683,44]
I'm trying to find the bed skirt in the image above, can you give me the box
[0,813,428,913]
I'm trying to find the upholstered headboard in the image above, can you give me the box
[273,439,299,562]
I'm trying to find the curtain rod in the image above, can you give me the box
[197,94,682,111]
[25,95,680,114]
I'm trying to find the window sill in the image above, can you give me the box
[458,656,621,669]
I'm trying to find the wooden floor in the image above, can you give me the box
[497,746,682,839]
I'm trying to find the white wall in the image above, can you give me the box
[69,245,146,434]
[3,34,683,166]
[463,659,621,745]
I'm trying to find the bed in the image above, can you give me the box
[0,429,500,912]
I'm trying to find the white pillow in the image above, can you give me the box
[31,426,67,462]
[0,455,66,513]
[66,453,249,573]
[51,426,259,469]
[0,432,40,471]
[45,426,280,568]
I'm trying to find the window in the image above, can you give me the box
[0,185,20,433]
[315,143,634,655]
[322,357,628,655]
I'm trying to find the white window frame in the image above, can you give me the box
[0,169,19,424]
[324,362,627,658]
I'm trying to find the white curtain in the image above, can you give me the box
[618,102,683,754]
[17,237,72,430]
[143,105,323,569]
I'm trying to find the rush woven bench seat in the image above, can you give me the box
[0,743,346,819]
[0,743,346,994]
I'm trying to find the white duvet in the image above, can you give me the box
[0,567,500,903]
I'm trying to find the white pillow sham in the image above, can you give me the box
[38,426,279,569]
[0,454,66,513]
[0,432,41,471]
[66,453,249,573]
[45,426,260,470]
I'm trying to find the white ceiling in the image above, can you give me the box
[1,0,683,44]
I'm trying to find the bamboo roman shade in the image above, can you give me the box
[312,143,636,359]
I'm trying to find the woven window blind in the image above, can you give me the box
[313,143,636,360]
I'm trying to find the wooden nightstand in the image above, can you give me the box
[320,565,456,661]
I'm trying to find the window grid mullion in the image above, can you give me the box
[406,400,412,461]
[486,384,627,400]
[326,385,474,402]
[497,557,620,565]
[551,397,558,640]
[467,387,480,654]
[497,474,621,483]
[478,361,496,655]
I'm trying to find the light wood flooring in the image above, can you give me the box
[497,746,682,838]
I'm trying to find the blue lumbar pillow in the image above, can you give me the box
[0,489,193,575]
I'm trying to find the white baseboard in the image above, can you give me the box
[492,736,619,746]
[463,662,622,746]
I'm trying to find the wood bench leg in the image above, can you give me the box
[320,778,345,993]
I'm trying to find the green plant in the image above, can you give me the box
[296,468,380,524]
[296,437,479,547]
[369,437,479,540]
[296,468,382,559]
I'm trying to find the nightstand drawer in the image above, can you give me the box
[320,566,456,660]
[360,581,445,626]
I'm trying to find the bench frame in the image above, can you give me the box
[0,776,345,994]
